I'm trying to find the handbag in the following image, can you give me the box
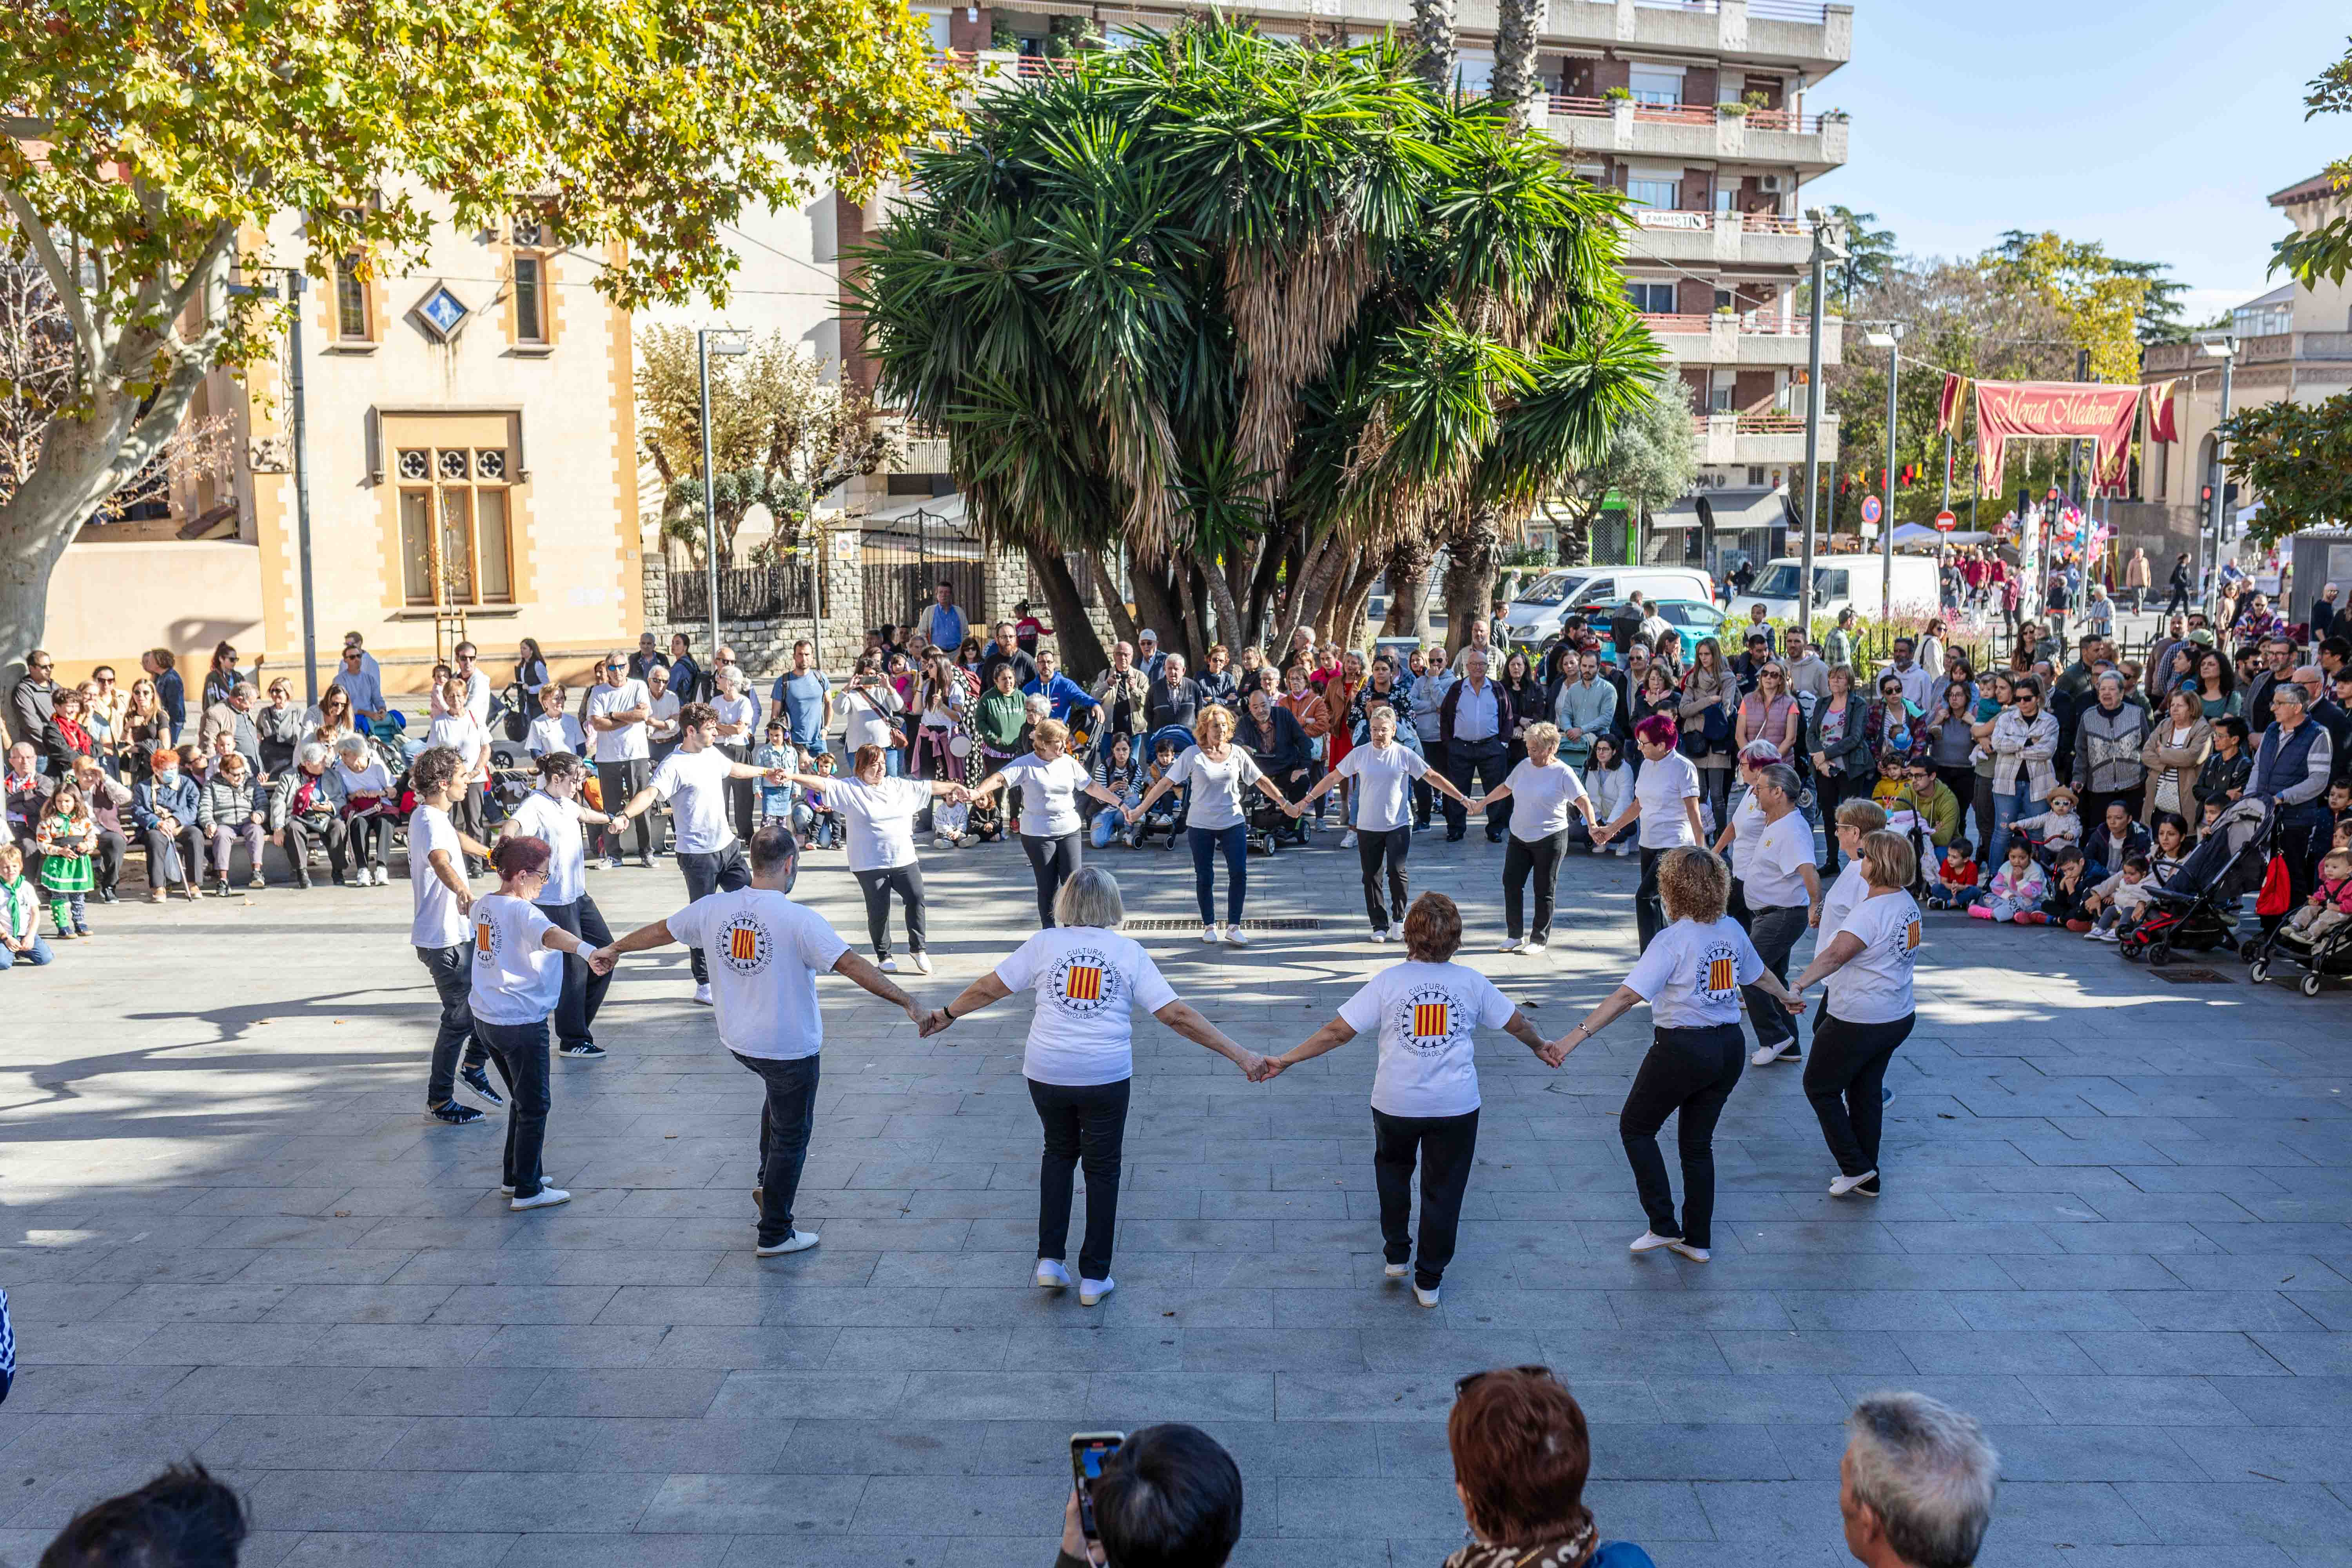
[2256,852,2294,919]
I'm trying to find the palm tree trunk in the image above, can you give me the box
[1381,535,1436,641]
[1490,0,1542,128]
[1031,548,1111,682]
[1439,506,1504,657]
[1410,0,1456,90]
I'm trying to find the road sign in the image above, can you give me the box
[1933,510,1957,531]
[1860,495,1882,525]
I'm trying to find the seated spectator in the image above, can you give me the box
[5,741,52,855]
[1839,1392,1998,1568]
[269,742,350,890]
[1447,1365,1655,1568]
[131,748,205,902]
[2041,846,2101,930]
[1968,842,2048,924]
[1922,837,1978,910]
[196,680,265,779]
[254,678,307,777]
[2082,855,2158,944]
[2083,799,2149,877]
[332,734,396,886]
[1057,1423,1243,1568]
[527,684,585,758]
[67,757,130,904]
[0,843,51,970]
[36,1461,248,1567]
[196,751,268,895]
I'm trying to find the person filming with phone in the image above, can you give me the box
[1057,1424,1244,1568]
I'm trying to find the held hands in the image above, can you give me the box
[917,1007,956,1038]
[1247,1053,1287,1083]
[584,949,617,976]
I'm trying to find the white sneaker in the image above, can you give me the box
[1341,830,1359,849]
[1526,938,1548,953]
[1370,926,1390,943]
[1201,924,1221,943]
[1383,1261,1410,1278]
[1498,938,1525,953]
[1413,1283,1440,1308]
[879,956,900,973]
[1078,1276,1114,1306]
[1629,1230,1679,1254]
[911,951,933,975]
[1387,921,1404,941]
[373,866,390,886]
[1034,1259,1072,1289]
[1224,927,1251,947]
[756,1230,821,1257]
[510,1187,571,1212]
[1666,1240,1711,1263]
[1751,1041,1800,1066]
[1829,1170,1880,1198]
[693,983,714,1005]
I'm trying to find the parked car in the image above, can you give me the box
[1498,566,1714,647]
[1594,598,1728,664]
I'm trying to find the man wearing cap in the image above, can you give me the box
[1135,629,1167,683]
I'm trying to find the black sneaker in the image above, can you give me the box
[557,1042,607,1060]
[460,1065,505,1106]
[427,1100,484,1125]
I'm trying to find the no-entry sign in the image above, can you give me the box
[1934,510,1957,531]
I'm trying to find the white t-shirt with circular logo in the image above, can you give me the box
[1502,757,1590,842]
[995,926,1179,1086]
[1743,809,1816,910]
[1336,960,1517,1118]
[823,775,932,872]
[1633,750,1701,849]
[467,893,562,1025]
[1621,916,1764,1030]
[1825,889,1924,1025]
[1336,742,1429,834]
[665,888,851,1060]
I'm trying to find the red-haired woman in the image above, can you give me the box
[1589,714,1704,951]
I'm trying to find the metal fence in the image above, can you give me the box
[666,563,821,623]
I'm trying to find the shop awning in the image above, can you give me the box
[1651,488,1793,532]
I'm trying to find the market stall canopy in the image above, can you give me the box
[1891,521,1992,547]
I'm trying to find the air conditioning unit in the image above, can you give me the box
[1757,174,1787,194]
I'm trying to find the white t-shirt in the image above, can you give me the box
[836,682,903,751]
[1724,789,1767,880]
[713,691,760,746]
[1503,758,1588,843]
[337,757,393,802]
[1820,860,1867,942]
[506,789,588,906]
[995,926,1180,1086]
[666,888,851,1060]
[1338,743,1428,833]
[1622,916,1764,1030]
[648,689,682,745]
[527,713,584,758]
[1169,745,1265,830]
[1633,750,1701,849]
[826,775,931,872]
[1336,960,1517,1118]
[1744,809,1815,910]
[1826,889,1924,1024]
[408,804,469,948]
[584,680,652,762]
[468,893,562,1025]
[426,712,489,770]
[995,753,1095,839]
[649,746,737,854]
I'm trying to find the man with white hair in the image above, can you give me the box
[1146,653,1203,735]
[197,681,266,779]
[1135,628,1167,682]
[1450,617,1498,676]
[1438,650,1512,843]
[1092,641,1151,740]
[1839,1392,1998,1568]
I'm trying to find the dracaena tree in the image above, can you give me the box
[854,21,1659,677]
[0,0,950,677]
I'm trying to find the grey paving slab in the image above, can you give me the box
[3,824,2349,1563]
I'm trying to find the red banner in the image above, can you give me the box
[1936,372,1968,436]
[2145,377,2180,443]
[1973,381,2143,497]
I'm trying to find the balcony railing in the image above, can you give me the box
[1742,212,1809,234]
[1632,101,1719,126]
[1641,311,1829,338]
[1545,96,1842,136]
[1748,0,1831,20]
[1548,94,1613,119]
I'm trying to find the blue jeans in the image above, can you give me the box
[0,936,54,969]
[1089,796,1137,848]
[1187,822,1248,926]
[1989,779,2042,867]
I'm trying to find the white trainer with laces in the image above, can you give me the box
[1666,1240,1710,1262]
[756,1230,821,1257]
[1628,1230,1679,1254]
[1034,1259,1071,1290]
[911,952,933,974]
[1224,926,1251,947]
[510,1187,571,1212]
[1078,1276,1114,1306]
[1413,1283,1440,1308]
[1829,1169,1880,1197]
[693,983,714,1006]
[1201,924,1221,943]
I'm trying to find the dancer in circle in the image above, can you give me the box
[500,752,619,1059]
[1789,829,1923,1200]
[761,742,965,973]
[408,745,498,1124]
[1125,704,1295,946]
[962,718,1129,928]
[1590,714,1703,951]
[1712,751,1820,1068]
[921,867,1264,1306]
[595,823,925,1256]
[1475,721,1599,954]
[466,835,614,1212]
[1287,704,1477,942]
[1259,893,1561,1307]
[1550,847,1802,1263]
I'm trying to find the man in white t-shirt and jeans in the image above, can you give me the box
[407,745,501,1125]
[596,822,923,1255]
[610,702,783,1005]
[583,653,655,869]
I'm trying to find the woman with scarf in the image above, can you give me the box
[1864,670,1927,769]
[1441,1367,1657,1568]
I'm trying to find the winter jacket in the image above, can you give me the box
[268,767,348,833]
[1809,694,1873,778]
[2072,699,2151,796]
[196,774,267,833]
[131,773,201,834]
[2140,716,2212,820]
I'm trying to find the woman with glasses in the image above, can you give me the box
[256,678,306,779]
[1734,661,1800,762]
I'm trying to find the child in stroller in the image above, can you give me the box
[2124,794,2272,964]
[2247,847,2352,995]
[1129,727,1191,849]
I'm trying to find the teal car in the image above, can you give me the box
[1592,599,1727,665]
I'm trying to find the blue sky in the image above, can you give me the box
[1804,1,2349,321]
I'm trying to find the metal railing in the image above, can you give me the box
[666,563,821,624]
[1641,311,1836,338]
[1741,212,1809,234]
[1632,101,1719,126]
[1747,0,1830,22]
[1546,94,1613,118]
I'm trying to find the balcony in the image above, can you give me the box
[1541,95,1849,175]
[1640,310,1843,367]
[1624,207,1815,267]
[1693,409,1840,464]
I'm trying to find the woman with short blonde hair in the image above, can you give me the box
[1477,720,1599,953]
[1788,829,1925,1200]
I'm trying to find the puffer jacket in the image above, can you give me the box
[195,773,266,833]
[2072,699,2151,795]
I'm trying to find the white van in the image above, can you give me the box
[1729,554,1941,623]
[1499,566,1715,646]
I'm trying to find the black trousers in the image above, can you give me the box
[1744,904,1808,1051]
[1619,1022,1745,1250]
[1695,764,1733,831]
[676,842,752,982]
[1019,830,1084,927]
[1372,1105,1479,1289]
[1356,825,1411,931]
[1804,1010,1915,1177]
[737,1051,820,1245]
[720,744,757,844]
[452,782,489,871]
[91,827,126,893]
[2165,584,2191,615]
[347,812,393,869]
[416,942,487,1106]
[1030,1076,1129,1281]
[1636,846,1670,951]
[283,815,347,883]
[853,864,927,956]
[1444,740,1508,839]
[142,823,207,887]
[595,759,652,858]
[540,895,613,1050]
[1967,774,1997,866]
[476,1016,552,1198]
[1415,739,1449,828]
[1501,829,1568,941]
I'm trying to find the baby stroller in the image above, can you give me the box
[2245,840,2352,998]
[2122,796,2271,966]
[1130,724,1194,851]
[1243,776,1288,857]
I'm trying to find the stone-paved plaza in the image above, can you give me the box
[3,827,2350,1567]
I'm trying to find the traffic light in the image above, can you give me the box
[2201,484,2214,505]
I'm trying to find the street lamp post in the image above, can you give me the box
[2196,336,2235,608]
[1798,211,1845,642]
[696,328,750,664]
[1863,323,1904,623]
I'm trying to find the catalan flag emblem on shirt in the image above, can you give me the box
[1413,1002,1450,1039]
[730,926,761,964]
[1904,920,1923,952]
[1066,965,1103,1002]
[475,923,494,956]
[1706,956,1736,993]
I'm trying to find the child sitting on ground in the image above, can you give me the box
[2083,855,2158,943]
[2281,848,2352,947]
[1969,842,2050,924]
[805,751,842,849]
[0,844,50,970]
[1923,836,1980,909]
[2011,785,2082,859]
[2043,846,2103,929]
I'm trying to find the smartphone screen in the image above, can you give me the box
[1069,1432,1125,1539]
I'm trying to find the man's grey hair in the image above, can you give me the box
[1054,865,1125,931]
[1845,1392,1999,1568]
[2273,680,2308,708]
[1163,654,1187,673]
[298,742,330,769]
[334,734,372,757]
[234,681,260,701]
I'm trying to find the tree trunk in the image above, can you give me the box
[1083,547,1140,651]
[1381,535,1436,641]
[1031,547,1110,682]
[1490,0,1542,128]
[1129,563,1185,664]
[1440,507,1504,657]
[1172,564,1207,670]
[1334,556,1381,653]
[1410,0,1457,91]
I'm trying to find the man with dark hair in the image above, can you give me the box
[409,746,499,1124]
[2245,636,2299,733]
[39,1463,246,1568]
[1056,1424,1245,1568]
[595,822,923,1256]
